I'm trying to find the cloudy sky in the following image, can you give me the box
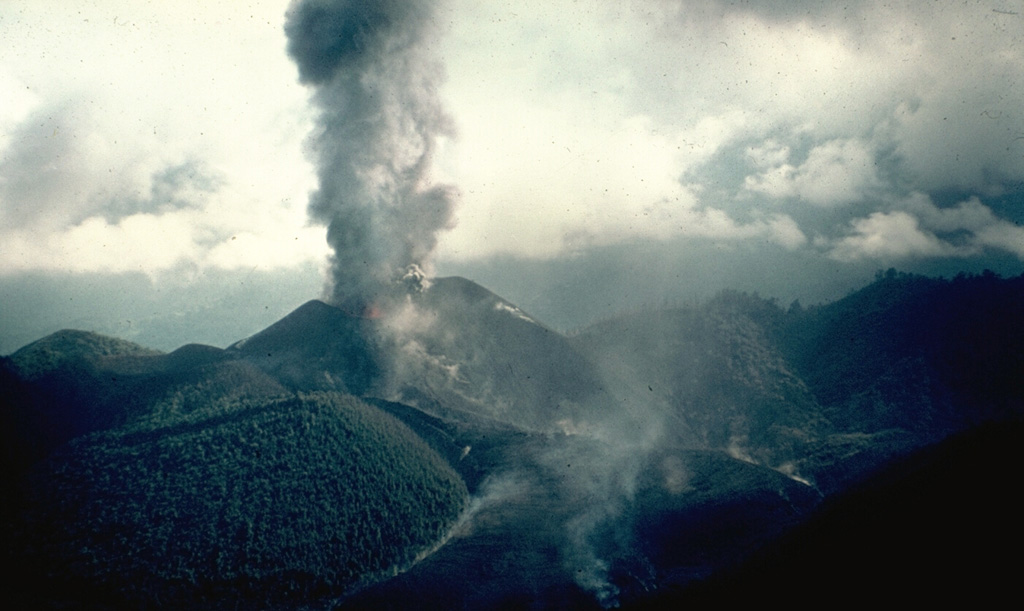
[2,0,1022,352]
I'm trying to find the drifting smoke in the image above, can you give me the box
[285,0,457,313]
[550,420,660,608]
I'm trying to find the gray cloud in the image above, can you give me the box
[646,1,1023,248]
[0,102,100,230]
[3,0,1021,354]
[0,99,223,232]
[286,0,458,312]
[286,0,427,84]
[433,0,1022,279]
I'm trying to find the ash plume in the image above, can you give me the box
[285,0,458,313]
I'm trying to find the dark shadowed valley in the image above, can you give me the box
[3,270,1022,608]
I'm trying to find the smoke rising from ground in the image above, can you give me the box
[284,3,816,605]
[285,0,458,312]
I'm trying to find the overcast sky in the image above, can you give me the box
[2,0,1023,352]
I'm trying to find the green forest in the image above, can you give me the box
[3,271,1022,608]
[10,392,468,608]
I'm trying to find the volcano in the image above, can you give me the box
[229,276,610,432]
[3,271,1023,608]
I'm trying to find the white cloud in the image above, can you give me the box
[745,139,881,206]
[765,214,808,250]
[435,108,704,258]
[434,0,1022,262]
[746,140,791,170]
[902,192,1024,258]
[884,10,1024,192]
[828,193,1024,263]
[2,0,1022,276]
[0,0,321,276]
[0,68,37,149]
[0,201,328,276]
[976,223,1024,259]
[829,211,958,262]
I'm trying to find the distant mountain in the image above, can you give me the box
[3,272,1022,608]
[2,331,166,473]
[2,335,287,477]
[8,329,163,380]
[779,270,1024,437]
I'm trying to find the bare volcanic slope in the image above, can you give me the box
[226,298,383,395]
[405,276,612,431]
[228,276,612,432]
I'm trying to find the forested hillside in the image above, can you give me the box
[779,270,1024,435]
[571,290,828,470]
[9,392,467,609]
[3,271,1021,608]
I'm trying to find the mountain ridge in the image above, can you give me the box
[3,271,1022,608]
